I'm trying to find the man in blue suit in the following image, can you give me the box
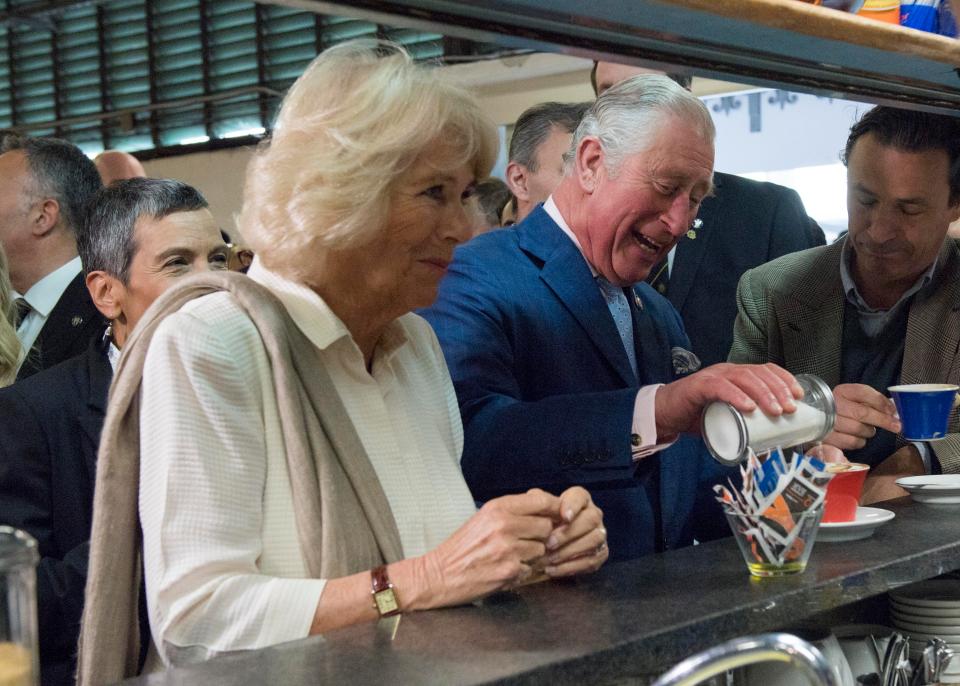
[422,74,808,562]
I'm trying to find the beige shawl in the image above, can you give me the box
[76,271,404,685]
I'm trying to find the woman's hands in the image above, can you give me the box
[413,487,607,610]
[540,486,608,577]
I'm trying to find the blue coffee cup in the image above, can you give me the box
[888,384,959,441]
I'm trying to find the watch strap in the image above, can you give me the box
[371,565,400,617]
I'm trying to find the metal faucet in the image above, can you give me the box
[652,632,840,686]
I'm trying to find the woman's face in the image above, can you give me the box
[331,147,477,316]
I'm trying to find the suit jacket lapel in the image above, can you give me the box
[778,241,845,386]
[903,240,960,384]
[630,286,673,385]
[30,274,97,369]
[668,175,725,313]
[518,208,637,387]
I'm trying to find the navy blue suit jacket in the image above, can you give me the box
[0,335,111,685]
[421,207,729,561]
[665,173,825,368]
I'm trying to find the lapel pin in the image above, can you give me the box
[686,218,703,240]
[71,316,83,327]
[634,293,643,309]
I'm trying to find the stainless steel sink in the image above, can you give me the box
[653,633,840,686]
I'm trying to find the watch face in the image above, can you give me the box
[374,589,399,615]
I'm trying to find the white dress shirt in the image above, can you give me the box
[13,256,81,369]
[139,259,478,666]
[543,196,673,457]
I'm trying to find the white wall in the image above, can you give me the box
[133,53,759,244]
[143,146,255,243]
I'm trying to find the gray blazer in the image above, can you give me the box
[729,236,960,472]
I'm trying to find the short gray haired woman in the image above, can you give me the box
[78,41,608,684]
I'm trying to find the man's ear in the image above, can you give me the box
[949,200,960,226]
[574,137,605,194]
[505,161,530,201]
[29,198,61,238]
[86,271,123,321]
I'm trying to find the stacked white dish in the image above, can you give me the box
[889,580,960,682]
[897,475,960,505]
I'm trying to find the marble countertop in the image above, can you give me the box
[123,497,960,685]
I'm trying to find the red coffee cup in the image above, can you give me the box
[823,463,870,523]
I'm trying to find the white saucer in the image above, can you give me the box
[897,475,960,504]
[892,617,960,640]
[891,602,960,618]
[818,506,895,542]
[891,580,960,609]
[892,608,960,627]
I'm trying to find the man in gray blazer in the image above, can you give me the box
[729,106,960,502]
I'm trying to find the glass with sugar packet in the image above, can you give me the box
[701,374,836,465]
[0,527,38,686]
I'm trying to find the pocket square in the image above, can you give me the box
[671,346,701,376]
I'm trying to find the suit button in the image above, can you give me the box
[631,433,642,447]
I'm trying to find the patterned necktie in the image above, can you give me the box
[597,276,638,378]
[14,297,31,329]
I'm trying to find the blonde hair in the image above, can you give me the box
[0,245,21,387]
[238,40,498,278]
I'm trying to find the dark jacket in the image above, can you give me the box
[0,334,110,685]
[663,172,825,367]
[421,206,730,561]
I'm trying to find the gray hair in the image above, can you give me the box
[78,178,209,282]
[568,74,715,175]
[473,177,512,226]
[509,101,590,170]
[0,135,103,235]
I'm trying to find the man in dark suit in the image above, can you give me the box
[0,135,104,381]
[504,101,590,224]
[422,74,808,561]
[0,178,229,685]
[593,61,825,367]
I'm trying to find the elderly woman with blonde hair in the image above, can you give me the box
[0,245,20,386]
[78,41,608,684]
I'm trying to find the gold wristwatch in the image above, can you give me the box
[371,565,400,617]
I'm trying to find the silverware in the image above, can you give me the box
[880,632,899,686]
[934,640,953,682]
[870,634,884,671]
